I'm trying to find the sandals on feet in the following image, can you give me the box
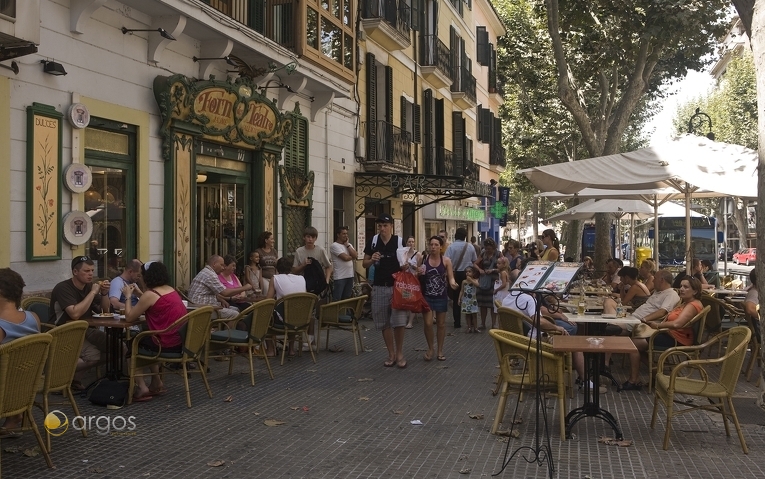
[397,359,407,369]
[423,352,433,361]
[437,355,446,361]
[383,359,396,367]
[620,380,642,391]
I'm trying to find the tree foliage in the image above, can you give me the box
[495,0,728,268]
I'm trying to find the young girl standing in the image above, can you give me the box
[459,266,480,333]
[244,250,264,296]
[493,256,511,321]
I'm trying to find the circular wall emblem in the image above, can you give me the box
[62,210,94,245]
[63,163,92,194]
[68,103,90,129]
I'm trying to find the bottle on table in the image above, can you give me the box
[577,290,586,316]
[615,298,624,318]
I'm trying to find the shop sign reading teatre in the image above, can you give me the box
[193,87,277,138]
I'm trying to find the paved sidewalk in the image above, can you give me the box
[3,318,765,478]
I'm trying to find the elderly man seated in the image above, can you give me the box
[188,255,253,323]
[501,291,605,393]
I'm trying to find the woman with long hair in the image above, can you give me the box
[402,236,421,329]
[122,262,187,401]
[473,238,500,331]
[638,259,656,292]
[244,250,263,296]
[255,231,278,294]
[540,229,560,261]
[622,276,703,390]
[418,236,458,361]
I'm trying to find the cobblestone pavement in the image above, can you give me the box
[2,317,764,478]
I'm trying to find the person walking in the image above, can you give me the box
[418,236,458,361]
[362,214,408,368]
[402,236,421,329]
[445,227,477,329]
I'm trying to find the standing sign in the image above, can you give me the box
[498,187,510,226]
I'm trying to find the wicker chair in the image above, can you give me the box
[206,300,276,385]
[21,297,54,331]
[651,326,751,453]
[127,306,214,408]
[317,295,368,355]
[0,333,55,475]
[489,329,567,440]
[267,293,318,366]
[647,305,710,393]
[34,321,89,452]
[496,307,528,336]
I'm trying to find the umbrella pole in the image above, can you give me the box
[630,213,635,266]
[654,195,659,268]
[686,186,692,275]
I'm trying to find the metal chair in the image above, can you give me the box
[207,300,276,385]
[34,321,89,452]
[0,333,55,476]
[21,297,54,331]
[317,295,368,355]
[647,305,710,393]
[651,326,751,453]
[127,306,214,408]
[268,293,319,366]
[489,329,567,440]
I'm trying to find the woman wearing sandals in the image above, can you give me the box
[402,236,421,329]
[122,262,186,402]
[474,238,500,332]
[418,236,458,361]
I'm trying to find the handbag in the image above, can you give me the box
[87,378,129,407]
[478,252,498,290]
[391,271,430,313]
[632,322,654,339]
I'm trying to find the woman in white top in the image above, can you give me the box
[402,236,421,328]
[266,257,307,356]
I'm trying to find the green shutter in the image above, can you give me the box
[248,0,265,34]
[400,96,408,136]
[476,27,489,65]
[477,104,483,142]
[413,103,421,144]
[385,66,393,124]
[367,53,377,161]
[423,89,433,173]
[452,112,464,177]
[285,115,308,171]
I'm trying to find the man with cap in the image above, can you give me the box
[362,213,408,368]
[49,255,112,389]
[445,227,477,328]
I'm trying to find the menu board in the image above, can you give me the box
[511,261,583,293]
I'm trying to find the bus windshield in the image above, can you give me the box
[636,216,717,268]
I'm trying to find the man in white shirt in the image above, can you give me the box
[329,226,358,301]
[445,228,477,329]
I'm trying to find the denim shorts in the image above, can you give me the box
[425,297,448,313]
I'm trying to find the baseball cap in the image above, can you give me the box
[376,213,393,224]
[71,256,91,269]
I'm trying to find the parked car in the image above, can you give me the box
[733,248,757,266]
[718,247,734,261]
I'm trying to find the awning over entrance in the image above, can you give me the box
[354,172,493,219]
[0,32,37,62]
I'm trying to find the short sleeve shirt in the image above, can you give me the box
[745,287,759,308]
[445,240,477,272]
[330,242,355,280]
[50,279,103,325]
[188,266,225,306]
[364,235,401,286]
[293,246,332,270]
[108,275,139,307]
[632,288,680,321]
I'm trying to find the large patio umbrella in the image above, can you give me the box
[519,135,758,270]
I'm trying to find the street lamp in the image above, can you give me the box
[687,107,715,140]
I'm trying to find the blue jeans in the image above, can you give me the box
[332,277,354,301]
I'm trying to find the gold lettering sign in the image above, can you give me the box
[193,88,238,131]
[239,101,277,139]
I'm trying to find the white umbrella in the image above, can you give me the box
[520,135,757,270]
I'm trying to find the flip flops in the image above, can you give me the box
[423,352,433,361]
[132,392,154,402]
[149,387,167,396]
[397,359,407,369]
[383,360,395,367]
[437,355,446,361]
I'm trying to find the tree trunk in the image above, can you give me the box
[731,0,764,409]
[594,213,612,271]
[730,198,750,249]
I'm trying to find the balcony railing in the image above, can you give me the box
[203,0,297,50]
[364,121,413,169]
[451,66,476,103]
[362,0,411,39]
[419,35,452,79]
[490,146,506,167]
[425,147,456,176]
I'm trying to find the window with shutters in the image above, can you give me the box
[452,112,465,177]
[399,97,421,144]
[285,114,308,171]
[304,0,355,78]
[476,27,489,66]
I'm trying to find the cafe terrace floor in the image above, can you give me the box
[3,316,764,478]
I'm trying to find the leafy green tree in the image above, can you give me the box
[672,52,757,243]
[496,0,728,268]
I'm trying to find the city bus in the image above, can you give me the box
[634,216,718,269]
[581,224,615,261]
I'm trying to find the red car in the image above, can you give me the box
[733,248,757,266]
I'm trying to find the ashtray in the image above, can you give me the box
[586,337,604,346]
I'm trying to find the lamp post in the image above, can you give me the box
[687,107,715,140]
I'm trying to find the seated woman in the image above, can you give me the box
[218,254,252,311]
[603,266,651,312]
[0,268,41,435]
[672,258,714,290]
[638,259,656,293]
[244,251,264,296]
[122,261,187,402]
[621,276,703,390]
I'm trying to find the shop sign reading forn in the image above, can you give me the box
[193,87,277,139]
[436,204,486,222]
